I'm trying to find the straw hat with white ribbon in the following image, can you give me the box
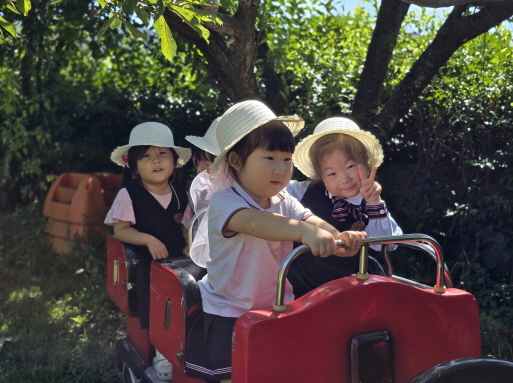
[292,117,383,179]
[111,122,191,167]
[210,100,304,177]
[185,117,222,156]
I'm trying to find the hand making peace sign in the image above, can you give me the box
[358,165,382,204]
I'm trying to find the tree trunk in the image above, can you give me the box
[352,0,410,132]
[376,2,513,134]
[163,1,261,103]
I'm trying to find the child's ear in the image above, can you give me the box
[228,152,241,171]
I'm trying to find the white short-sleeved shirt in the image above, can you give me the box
[198,183,314,318]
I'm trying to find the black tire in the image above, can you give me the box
[406,358,513,383]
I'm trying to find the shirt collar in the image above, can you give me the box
[233,182,285,210]
[327,189,363,205]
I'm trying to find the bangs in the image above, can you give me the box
[248,121,295,153]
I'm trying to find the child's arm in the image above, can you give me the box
[304,216,367,257]
[113,221,169,260]
[225,209,337,257]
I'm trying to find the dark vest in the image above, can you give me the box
[300,182,368,231]
[288,182,384,299]
[125,181,187,264]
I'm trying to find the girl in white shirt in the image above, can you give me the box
[184,101,367,383]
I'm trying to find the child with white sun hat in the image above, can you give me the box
[184,101,367,382]
[285,117,403,298]
[105,121,192,381]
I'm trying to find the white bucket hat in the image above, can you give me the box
[185,117,221,156]
[210,100,304,177]
[111,122,192,167]
[293,117,383,179]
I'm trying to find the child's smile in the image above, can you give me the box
[321,149,362,199]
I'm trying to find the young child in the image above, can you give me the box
[104,122,191,381]
[286,117,403,298]
[184,101,367,383]
[185,116,221,214]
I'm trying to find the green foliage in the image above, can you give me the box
[260,0,375,127]
[0,203,124,382]
[96,0,222,62]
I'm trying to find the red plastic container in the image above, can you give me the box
[43,172,121,253]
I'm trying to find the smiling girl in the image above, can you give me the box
[285,117,403,298]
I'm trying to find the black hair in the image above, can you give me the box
[226,120,295,182]
[121,145,179,187]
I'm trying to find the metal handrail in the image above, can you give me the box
[273,234,447,312]
[380,241,453,288]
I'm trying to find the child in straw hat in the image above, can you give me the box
[286,117,403,298]
[184,101,367,383]
[105,122,193,381]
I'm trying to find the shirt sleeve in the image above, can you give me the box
[365,203,403,251]
[104,188,136,226]
[282,191,314,221]
[284,180,310,201]
[208,189,251,238]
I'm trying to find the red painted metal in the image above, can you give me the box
[126,315,151,364]
[232,275,481,383]
[149,262,204,383]
[106,235,130,315]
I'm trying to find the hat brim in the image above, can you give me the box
[210,116,304,178]
[293,129,384,179]
[111,145,192,168]
[185,136,221,156]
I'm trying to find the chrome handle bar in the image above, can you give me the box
[273,234,446,312]
[187,207,208,256]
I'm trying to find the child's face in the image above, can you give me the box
[194,156,213,174]
[234,148,293,208]
[136,146,175,186]
[320,149,362,199]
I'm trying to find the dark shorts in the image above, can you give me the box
[185,312,238,381]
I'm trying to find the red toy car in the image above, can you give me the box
[106,233,513,383]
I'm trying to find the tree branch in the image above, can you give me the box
[352,0,410,131]
[401,0,506,8]
[377,2,513,133]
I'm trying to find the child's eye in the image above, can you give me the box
[265,156,274,160]
[348,164,357,170]
[327,172,336,177]
[284,158,292,162]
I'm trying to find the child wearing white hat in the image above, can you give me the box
[184,101,367,383]
[285,117,403,298]
[105,121,193,381]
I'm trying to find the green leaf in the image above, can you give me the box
[122,0,137,15]
[154,15,176,62]
[135,6,150,26]
[16,0,31,16]
[121,18,146,39]
[97,14,116,39]
[0,16,16,37]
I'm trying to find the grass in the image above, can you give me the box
[0,203,124,383]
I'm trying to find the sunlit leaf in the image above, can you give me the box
[121,18,146,39]
[97,14,116,39]
[0,16,16,37]
[154,15,176,62]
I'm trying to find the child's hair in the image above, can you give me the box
[122,145,179,187]
[226,120,295,182]
[193,148,216,165]
[310,133,371,182]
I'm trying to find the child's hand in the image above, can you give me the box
[333,231,368,257]
[147,236,169,260]
[358,165,381,204]
[300,226,337,257]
